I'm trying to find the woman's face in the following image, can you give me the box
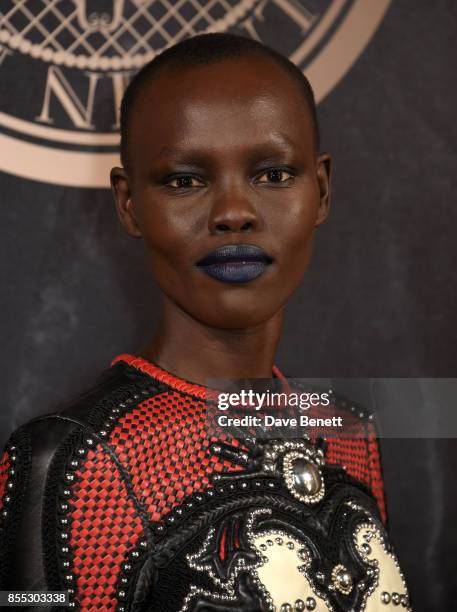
[112,55,331,329]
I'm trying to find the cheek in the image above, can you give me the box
[136,201,193,276]
[272,192,320,290]
[276,193,319,257]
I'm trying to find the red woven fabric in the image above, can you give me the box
[69,445,144,611]
[109,391,243,522]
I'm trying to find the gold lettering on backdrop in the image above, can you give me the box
[109,71,134,129]
[36,67,102,129]
[74,0,125,33]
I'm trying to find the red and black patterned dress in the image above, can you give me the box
[0,354,411,611]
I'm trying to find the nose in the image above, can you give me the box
[208,188,260,234]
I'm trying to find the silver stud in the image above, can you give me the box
[70,460,79,469]
[118,590,126,599]
[380,592,391,604]
[295,600,305,611]
[332,564,353,595]
[360,543,372,555]
[86,438,94,445]
[305,597,316,610]
[280,604,292,612]
[77,448,86,455]
[400,594,408,607]
[275,537,283,545]
[287,541,295,549]
[6,482,13,490]
[392,592,401,605]
[267,539,274,546]
[65,473,75,482]
[260,544,267,551]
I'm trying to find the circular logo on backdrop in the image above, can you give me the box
[0,0,390,188]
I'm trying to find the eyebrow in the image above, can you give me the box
[157,134,298,160]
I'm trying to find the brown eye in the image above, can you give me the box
[256,169,294,184]
[168,175,204,188]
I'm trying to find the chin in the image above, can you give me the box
[193,300,281,330]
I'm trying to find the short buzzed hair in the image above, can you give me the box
[120,33,320,170]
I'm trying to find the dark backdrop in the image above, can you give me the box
[1,1,456,609]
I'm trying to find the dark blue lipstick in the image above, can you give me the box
[196,244,274,283]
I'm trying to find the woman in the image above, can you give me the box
[0,34,411,611]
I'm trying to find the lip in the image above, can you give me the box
[196,244,274,284]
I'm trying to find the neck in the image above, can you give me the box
[139,296,284,386]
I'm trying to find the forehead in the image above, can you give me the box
[128,56,315,166]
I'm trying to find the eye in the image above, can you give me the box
[166,175,205,189]
[255,168,295,185]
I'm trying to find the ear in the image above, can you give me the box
[315,152,332,227]
[110,166,142,238]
